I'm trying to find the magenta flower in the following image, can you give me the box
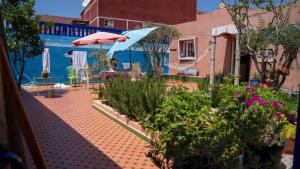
[258,98,267,106]
[235,92,241,98]
[251,94,260,101]
[273,112,283,119]
[271,101,282,109]
[287,114,297,124]
[245,99,255,106]
[246,86,255,92]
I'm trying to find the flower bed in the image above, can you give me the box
[96,76,298,169]
[103,77,166,124]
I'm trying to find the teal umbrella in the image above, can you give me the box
[107,27,158,68]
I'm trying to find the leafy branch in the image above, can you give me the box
[221,0,299,90]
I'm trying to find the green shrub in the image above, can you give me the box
[197,78,209,92]
[146,87,210,168]
[146,87,240,169]
[211,74,236,107]
[139,77,167,126]
[163,75,207,83]
[104,77,166,122]
[146,83,297,169]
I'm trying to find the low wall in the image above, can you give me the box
[92,100,152,143]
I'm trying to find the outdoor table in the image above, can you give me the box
[35,77,56,97]
[99,70,130,80]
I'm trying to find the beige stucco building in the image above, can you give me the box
[169,2,300,89]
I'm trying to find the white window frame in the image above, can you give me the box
[178,38,197,60]
[104,19,114,28]
[143,22,156,28]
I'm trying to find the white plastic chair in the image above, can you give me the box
[122,63,131,70]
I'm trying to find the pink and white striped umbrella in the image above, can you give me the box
[72,31,128,47]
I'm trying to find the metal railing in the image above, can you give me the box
[38,21,124,37]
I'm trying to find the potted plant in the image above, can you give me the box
[41,70,49,78]
[282,123,296,154]
[249,73,261,86]
[44,21,54,33]
[215,72,224,84]
[98,84,105,100]
[91,89,100,100]
[91,85,105,100]
[245,143,284,169]
[220,84,291,168]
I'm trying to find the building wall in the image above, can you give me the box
[169,9,233,76]
[81,0,196,29]
[39,15,80,24]
[90,18,98,26]
[169,2,300,89]
[19,34,169,84]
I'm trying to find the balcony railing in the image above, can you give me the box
[38,21,124,37]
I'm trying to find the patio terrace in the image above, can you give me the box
[22,87,157,169]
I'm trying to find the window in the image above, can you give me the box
[143,23,155,28]
[178,38,196,60]
[104,19,114,27]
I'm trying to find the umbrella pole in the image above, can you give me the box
[129,47,132,69]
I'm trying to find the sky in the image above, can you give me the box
[34,0,224,18]
[197,0,224,12]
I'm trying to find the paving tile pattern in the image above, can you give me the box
[22,87,157,169]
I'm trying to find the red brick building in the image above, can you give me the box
[81,0,197,30]
[39,15,88,25]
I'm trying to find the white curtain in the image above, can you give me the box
[72,51,88,81]
[42,48,50,73]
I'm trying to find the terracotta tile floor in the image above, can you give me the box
[22,87,157,169]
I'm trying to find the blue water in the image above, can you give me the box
[15,34,169,84]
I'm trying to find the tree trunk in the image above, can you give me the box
[17,73,22,91]
[17,56,25,91]
[143,51,153,76]
[234,35,240,86]
[209,37,216,86]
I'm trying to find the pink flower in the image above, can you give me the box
[271,101,282,109]
[258,98,267,106]
[245,99,255,106]
[251,94,260,101]
[235,92,241,98]
[273,112,283,119]
[246,86,255,92]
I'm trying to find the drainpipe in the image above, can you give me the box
[209,36,217,87]
[234,35,240,86]
[231,37,235,74]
